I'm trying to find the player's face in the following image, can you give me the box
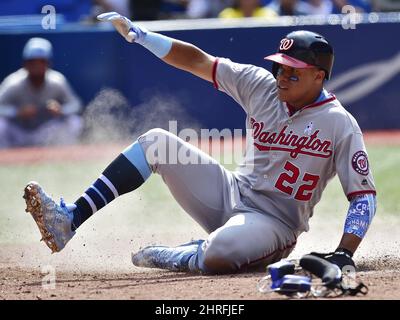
[276,65,325,108]
[24,58,49,78]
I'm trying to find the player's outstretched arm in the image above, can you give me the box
[326,193,376,270]
[97,12,216,82]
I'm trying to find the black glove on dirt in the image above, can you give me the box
[311,248,355,270]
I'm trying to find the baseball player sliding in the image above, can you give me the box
[24,12,376,274]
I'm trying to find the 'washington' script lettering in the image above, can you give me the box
[250,117,333,158]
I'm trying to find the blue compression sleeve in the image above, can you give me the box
[140,32,173,59]
[344,193,377,238]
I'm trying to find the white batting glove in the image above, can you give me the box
[97,12,147,44]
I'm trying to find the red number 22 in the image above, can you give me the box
[275,161,320,201]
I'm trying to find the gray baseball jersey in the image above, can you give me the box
[213,57,376,233]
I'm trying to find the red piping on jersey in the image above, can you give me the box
[347,190,376,201]
[286,95,337,116]
[253,144,332,158]
[286,103,296,116]
[247,237,297,266]
[212,58,219,90]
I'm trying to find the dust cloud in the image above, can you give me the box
[82,88,200,144]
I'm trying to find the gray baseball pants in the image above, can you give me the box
[138,128,297,273]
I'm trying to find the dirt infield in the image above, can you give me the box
[1,237,400,300]
[1,253,400,300]
[1,267,400,300]
[1,131,400,300]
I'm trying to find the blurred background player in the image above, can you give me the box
[0,37,83,148]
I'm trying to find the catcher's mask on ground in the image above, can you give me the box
[264,30,334,80]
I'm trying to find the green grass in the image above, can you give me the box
[367,146,400,215]
[0,144,398,244]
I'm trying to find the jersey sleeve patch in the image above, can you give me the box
[351,151,369,175]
